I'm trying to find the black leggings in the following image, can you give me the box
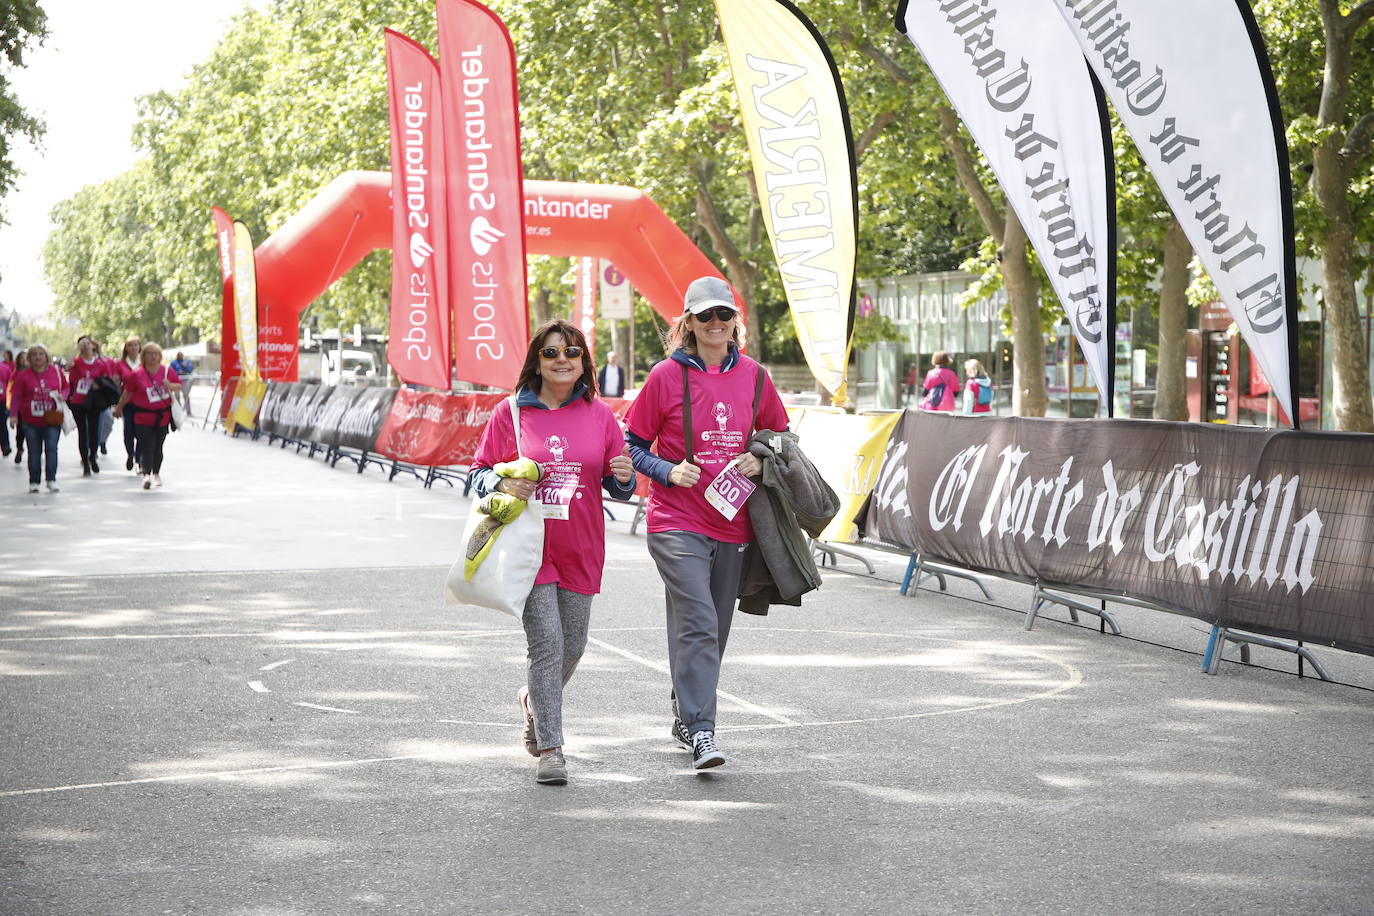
[72,402,103,463]
[133,423,169,475]
[122,410,140,463]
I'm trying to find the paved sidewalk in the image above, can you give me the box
[1,424,1371,914]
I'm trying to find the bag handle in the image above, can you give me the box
[509,394,524,459]
[679,360,765,466]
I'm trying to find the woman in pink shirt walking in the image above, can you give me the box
[8,344,69,493]
[113,342,181,489]
[468,319,636,785]
[113,337,142,472]
[0,349,14,459]
[624,276,789,771]
[67,334,115,476]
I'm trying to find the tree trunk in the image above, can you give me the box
[1314,0,1374,431]
[1153,218,1192,421]
[532,287,553,327]
[1003,210,1046,417]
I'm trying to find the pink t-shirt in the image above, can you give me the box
[10,366,69,424]
[125,365,180,426]
[0,362,13,403]
[921,367,959,411]
[472,396,626,596]
[114,358,140,387]
[625,354,789,544]
[67,355,112,406]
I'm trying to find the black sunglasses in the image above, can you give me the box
[692,306,738,322]
[539,345,584,360]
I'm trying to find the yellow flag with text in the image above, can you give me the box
[715,0,857,404]
[791,409,900,543]
[232,220,260,383]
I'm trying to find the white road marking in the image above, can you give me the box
[587,635,799,726]
[260,659,295,672]
[293,702,359,714]
[247,680,270,694]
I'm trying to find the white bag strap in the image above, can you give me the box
[509,394,523,459]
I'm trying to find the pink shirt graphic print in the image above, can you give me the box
[625,355,788,544]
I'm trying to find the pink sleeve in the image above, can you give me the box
[471,399,517,468]
[602,403,624,475]
[624,363,666,441]
[167,369,181,385]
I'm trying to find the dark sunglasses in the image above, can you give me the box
[539,345,584,360]
[692,306,738,322]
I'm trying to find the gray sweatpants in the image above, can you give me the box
[522,583,593,750]
[646,531,748,736]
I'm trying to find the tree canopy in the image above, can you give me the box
[0,0,48,227]
[37,0,1374,425]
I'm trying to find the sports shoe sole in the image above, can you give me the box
[692,751,725,770]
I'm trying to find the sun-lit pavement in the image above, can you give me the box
[2,421,1372,914]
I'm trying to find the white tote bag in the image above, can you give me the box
[444,396,545,618]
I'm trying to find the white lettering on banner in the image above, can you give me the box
[398,75,437,363]
[745,53,843,354]
[522,196,615,220]
[929,0,1105,347]
[1058,0,1284,337]
[929,447,1323,593]
[458,45,504,364]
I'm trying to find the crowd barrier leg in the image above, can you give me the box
[1026,582,1121,635]
[813,540,876,575]
[900,554,993,600]
[1201,625,1331,680]
[628,495,647,536]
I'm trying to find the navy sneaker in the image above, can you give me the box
[691,731,725,770]
[671,717,691,749]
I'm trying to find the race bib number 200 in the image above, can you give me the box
[704,459,756,521]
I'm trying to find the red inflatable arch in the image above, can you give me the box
[222,170,736,385]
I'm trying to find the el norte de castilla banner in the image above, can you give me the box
[715,0,858,404]
[858,411,1374,657]
[1048,0,1300,426]
[896,0,1116,409]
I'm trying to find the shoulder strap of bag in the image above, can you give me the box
[680,363,693,465]
[509,394,523,459]
[752,363,763,436]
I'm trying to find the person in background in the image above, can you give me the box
[11,350,27,465]
[902,361,920,406]
[67,335,114,476]
[919,351,960,412]
[114,337,142,472]
[961,359,994,416]
[94,340,114,456]
[624,276,789,771]
[0,350,14,458]
[113,342,181,490]
[8,344,68,494]
[170,352,195,416]
[468,319,636,785]
[596,351,625,398]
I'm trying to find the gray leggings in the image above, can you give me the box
[522,583,593,750]
[647,531,748,736]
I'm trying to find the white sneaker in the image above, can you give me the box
[152,474,163,488]
[45,481,59,493]
[142,475,152,490]
[28,484,39,494]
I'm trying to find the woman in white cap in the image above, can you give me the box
[623,275,789,770]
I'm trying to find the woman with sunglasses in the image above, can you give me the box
[623,276,789,770]
[469,319,636,785]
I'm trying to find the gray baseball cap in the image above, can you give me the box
[683,276,738,315]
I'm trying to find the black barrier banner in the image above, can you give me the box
[329,386,398,451]
[858,411,1374,657]
[258,382,295,437]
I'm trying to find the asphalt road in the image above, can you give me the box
[2,424,1371,915]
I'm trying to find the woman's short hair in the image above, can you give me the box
[964,358,985,376]
[26,344,50,364]
[931,350,952,367]
[140,342,163,362]
[122,337,141,358]
[514,319,596,403]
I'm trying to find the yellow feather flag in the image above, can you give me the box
[714,0,858,404]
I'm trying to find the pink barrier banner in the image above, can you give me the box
[374,389,505,467]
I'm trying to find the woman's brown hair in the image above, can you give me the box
[513,319,597,403]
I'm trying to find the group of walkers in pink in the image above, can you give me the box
[1,337,185,494]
